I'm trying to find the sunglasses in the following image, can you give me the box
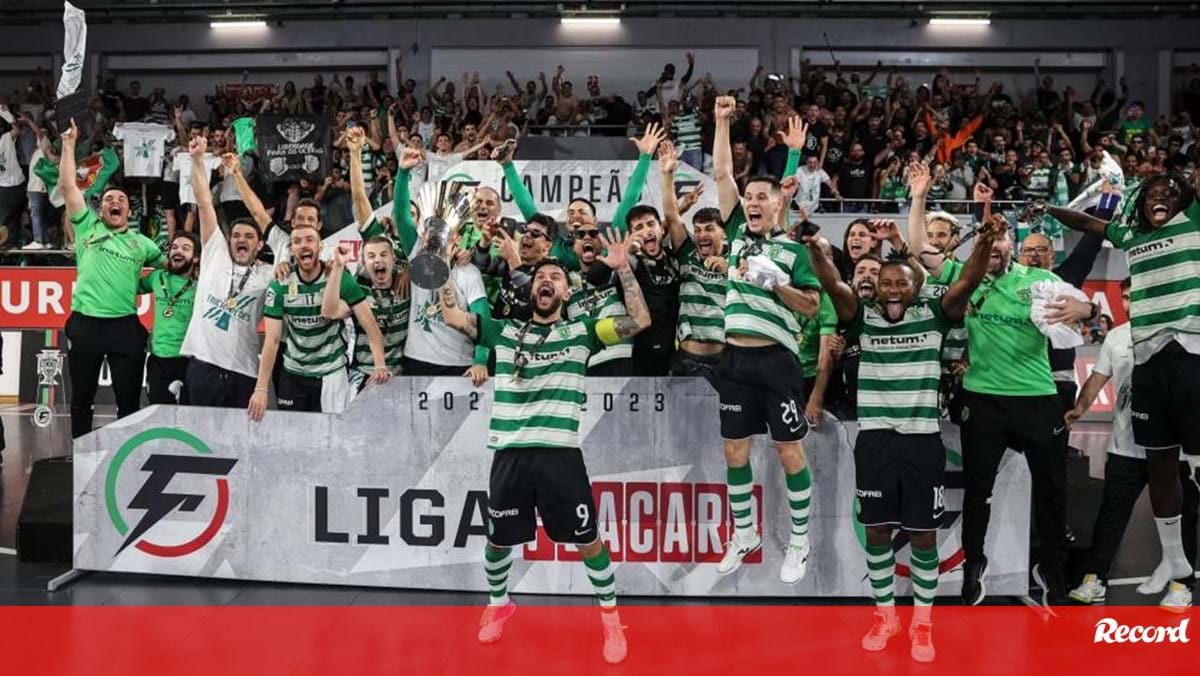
[576,229,601,240]
[523,229,548,241]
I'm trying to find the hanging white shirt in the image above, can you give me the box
[0,132,25,187]
[180,227,276,379]
[112,122,176,178]
[173,153,221,205]
[1092,323,1141,460]
[426,151,465,184]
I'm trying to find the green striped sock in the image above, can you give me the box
[865,542,895,607]
[484,545,513,606]
[583,547,617,609]
[727,464,754,537]
[785,467,812,547]
[911,546,939,623]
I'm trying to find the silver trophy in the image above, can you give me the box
[409,180,475,290]
[33,349,65,429]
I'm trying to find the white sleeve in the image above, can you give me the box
[819,170,830,183]
[457,265,487,306]
[1094,338,1115,378]
[201,225,230,273]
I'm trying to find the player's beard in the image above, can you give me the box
[533,296,563,320]
[168,255,194,276]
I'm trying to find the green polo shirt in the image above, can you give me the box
[71,208,163,318]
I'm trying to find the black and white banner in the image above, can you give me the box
[256,114,331,182]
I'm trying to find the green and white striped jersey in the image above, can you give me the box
[847,298,952,434]
[476,315,614,450]
[920,258,969,367]
[723,205,821,356]
[349,278,409,387]
[566,274,632,367]
[671,110,703,153]
[676,238,727,345]
[1106,197,1200,364]
[264,265,367,377]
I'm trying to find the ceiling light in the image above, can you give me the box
[210,20,268,29]
[929,17,991,26]
[560,17,621,26]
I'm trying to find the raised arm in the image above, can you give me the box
[496,141,539,220]
[228,152,273,233]
[803,235,857,322]
[942,215,1004,321]
[438,284,480,341]
[344,126,374,228]
[712,95,740,220]
[391,146,424,255]
[612,122,665,233]
[659,140,689,251]
[778,114,807,179]
[188,138,218,246]
[596,230,651,339]
[58,120,86,217]
[1046,204,1110,237]
[906,160,931,255]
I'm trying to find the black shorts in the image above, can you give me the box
[487,447,599,547]
[668,349,720,389]
[587,358,632,377]
[401,356,467,377]
[1131,342,1200,453]
[716,344,809,442]
[855,429,946,531]
[185,359,256,408]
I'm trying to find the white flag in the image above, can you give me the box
[56,2,87,100]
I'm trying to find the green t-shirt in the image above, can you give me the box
[847,298,951,434]
[798,293,838,378]
[676,238,728,345]
[263,265,368,377]
[1105,197,1200,364]
[137,270,196,358]
[70,209,163,318]
[962,262,1061,396]
[475,315,604,451]
[724,205,821,356]
[1120,118,1151,144]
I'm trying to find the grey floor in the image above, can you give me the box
[0,406,1181,607]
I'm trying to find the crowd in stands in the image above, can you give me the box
[2,57,1199,255]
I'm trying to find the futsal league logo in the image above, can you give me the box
[105,428,237,558]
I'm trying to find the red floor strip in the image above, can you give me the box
[0,605,1194,675]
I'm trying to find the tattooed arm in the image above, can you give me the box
[438,284,480,341]
[594,229,651,341]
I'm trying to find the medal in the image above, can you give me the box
[163,307,175,318]
[158,273,193,323]
[226,296,239,310]
[425,303,438,318]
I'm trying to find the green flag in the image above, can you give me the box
[232,117,256,156]
[34,146,120,203]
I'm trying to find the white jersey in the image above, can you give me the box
[1092,322,1141,460]
[0,132,24,187]
[180,227,276,378]
[112,123,176,178]
[425,151,465,184]
[173,153,221,205]
[403,241,487,367]
[795,166,828,216]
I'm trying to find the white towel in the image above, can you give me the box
[1030,280,1089,349]
[746,254,790,291]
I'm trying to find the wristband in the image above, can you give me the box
[254,387,268,393]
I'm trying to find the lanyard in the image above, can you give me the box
[227,265,254,308]
[158,274,193,318]
[513,319,560,378]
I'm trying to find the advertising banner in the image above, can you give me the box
[0,268,153,330]
[379,160,720,224]
[75,377,1031,598]
[256,114,332,182]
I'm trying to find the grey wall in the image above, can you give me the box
[1,16,1198,115]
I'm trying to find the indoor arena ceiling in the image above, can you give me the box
[1,1,1194,23]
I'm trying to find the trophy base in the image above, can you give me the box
[410,253,451,290]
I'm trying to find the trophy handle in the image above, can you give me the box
[409,252,451,290]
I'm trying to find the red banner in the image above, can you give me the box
[1084,279,1127,325]
[0,267,154,330]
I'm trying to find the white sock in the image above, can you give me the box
[1154,516,1193,572]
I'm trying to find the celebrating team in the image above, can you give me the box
[59,87,1200,665]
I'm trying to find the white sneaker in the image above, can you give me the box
[909,620,936,663]
[779,539,811,584]
[1069,574,1107,605]
[860,609,901,652]
[1138,558,1192,595]
[1159,582,1193,614]
[477,601,517,644]
[716,530,762,576]
[600,609,627,664]
[20,241,46,251]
